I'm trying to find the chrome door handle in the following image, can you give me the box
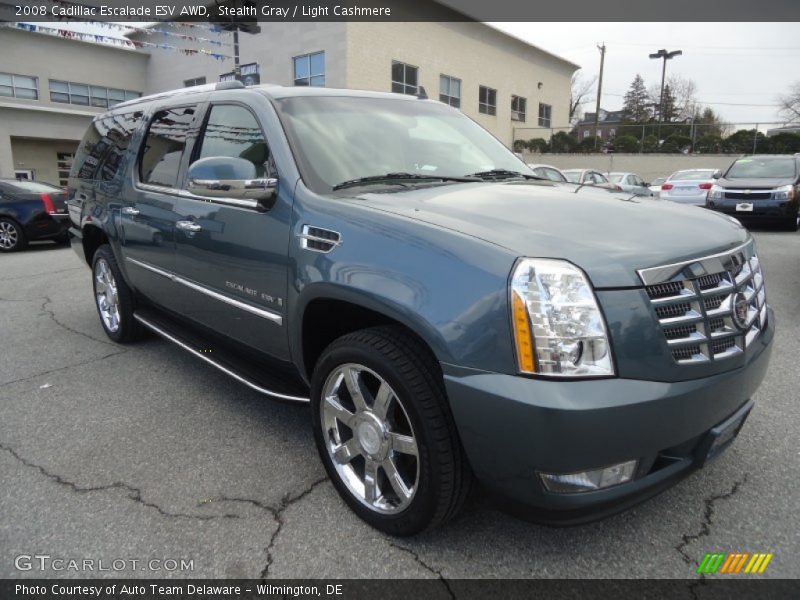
[176,220,202,232]
[121,207,140,216]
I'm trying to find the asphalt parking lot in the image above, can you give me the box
[1,229,798,581]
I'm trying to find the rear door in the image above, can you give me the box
[122,105,201,311]
[170,101,291,360]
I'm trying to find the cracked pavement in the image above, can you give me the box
[1,233,798,579]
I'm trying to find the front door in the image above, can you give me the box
[171,103,291,360]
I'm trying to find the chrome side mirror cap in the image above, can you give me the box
[187,157,278,211]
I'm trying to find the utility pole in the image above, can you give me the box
[649,48,682,142]
[593,43,606,150]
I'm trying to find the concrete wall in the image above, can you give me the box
[134,22,347,94]
[0,106,94,179]
[522,153,738,182]
[10,138,80,185]
[0,28,148,112]
[0,28,148,178]
[345,22,577,147]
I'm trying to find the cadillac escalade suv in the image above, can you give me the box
[68,82,774,535]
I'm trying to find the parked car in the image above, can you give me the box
[607,172,653,196]
[659,169,718,206]
[527,163,568,183]
[562,168,622,191]
[649,176,668,197]
[706,155,799,231]
[69,82,773,534]
[0,179,70,252]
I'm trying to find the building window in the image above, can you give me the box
[294,52,325,87]
[479,86,496,116]
[184,77,206,88]
[609,128,616,138]
[511,95,526,122]
[391,61,418,95]
[538,103,552,128]
[50,80,140,108]
[583,129,591,139]
[439,75,461,108]
[0,72,38,100]
[57,152,74,188]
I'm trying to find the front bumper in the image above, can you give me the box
[443,308,773,524]
[707,198,799,220]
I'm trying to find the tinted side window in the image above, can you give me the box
[195,105,271,178]
[98,112,143,181]
[139,106,198,188]
[72,119,105,180]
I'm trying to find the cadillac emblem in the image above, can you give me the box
[732,291,750,330]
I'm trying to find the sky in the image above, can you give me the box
[492,22,798,126]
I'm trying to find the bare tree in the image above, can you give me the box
[648,74,699,122]
[778,81,800,124]
[570,71,597,125]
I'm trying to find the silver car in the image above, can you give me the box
[659,169,717,205]
[527,163,568,183]
[608,172,653,197]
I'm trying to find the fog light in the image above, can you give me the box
[539,460,638,493]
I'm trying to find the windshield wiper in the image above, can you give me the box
[464,169,539,181]
[332,172,480,191]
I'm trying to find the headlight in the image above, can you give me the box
[510,258,614,377]
[774,184,795,201]
[707,184,724,200]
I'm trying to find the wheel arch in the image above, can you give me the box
[294,287,448,384]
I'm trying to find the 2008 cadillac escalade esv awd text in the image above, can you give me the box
[67,82,773,535]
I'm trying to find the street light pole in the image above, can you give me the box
[593,43,606,150]
[649,48,682,142]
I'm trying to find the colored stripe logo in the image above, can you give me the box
[697,552,773,574]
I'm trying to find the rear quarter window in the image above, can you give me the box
[72,111,143,181]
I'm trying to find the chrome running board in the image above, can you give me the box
[133,312,309,403]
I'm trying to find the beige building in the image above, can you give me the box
[0,26,148,184]
[0,21,577,182]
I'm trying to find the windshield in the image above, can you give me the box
[273,95,532,192]
[726,158,797,179]
[670,170,715,181]
[563,171,581,183]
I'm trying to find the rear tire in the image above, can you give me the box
[0,218,26,252]
[311,326,472,535]
[91,244,144,343]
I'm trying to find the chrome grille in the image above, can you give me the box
[639,240,768,365]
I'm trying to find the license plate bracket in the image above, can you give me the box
[696,400,753,466]
[736,202,754,212]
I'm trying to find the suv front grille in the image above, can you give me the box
[724,191,771,200]
[642,242,768,365]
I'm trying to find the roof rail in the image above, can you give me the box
[216,80,245,91]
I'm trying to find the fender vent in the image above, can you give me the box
[299,225,342,253]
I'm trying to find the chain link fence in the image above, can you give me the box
[512,122,800,155]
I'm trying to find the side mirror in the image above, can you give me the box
[712,169,722,179]
[187,156,278,211]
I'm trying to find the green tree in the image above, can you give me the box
[695,134,723,153]
[613,135,640,152]
[550,131,578,153]
[660,85,678,123]
[622,74,651,124]
[765,132,800,153]
[722,129,767,154]
[662,134,692,153]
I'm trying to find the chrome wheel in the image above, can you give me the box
[94,258,120,333]
[321,363,419,514]
[0,221,18,249]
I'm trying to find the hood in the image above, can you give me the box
[717,177,796,189]
[352,181,749,288]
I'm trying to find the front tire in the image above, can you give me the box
[311,326,472,535]
[92,244,144,343]
[0,218,26,252]
[783,216,799,232]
